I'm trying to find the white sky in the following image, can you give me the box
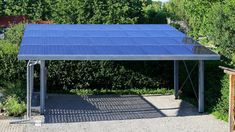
[153,0,169,2]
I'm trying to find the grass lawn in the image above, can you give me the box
[47,88,173,96]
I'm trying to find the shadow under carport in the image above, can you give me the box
[44,94,166,123]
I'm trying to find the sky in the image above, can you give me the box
[153,0,169,2]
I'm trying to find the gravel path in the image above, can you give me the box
[26,115,227,132]
[0,95,228,132]
[0,118,25,132]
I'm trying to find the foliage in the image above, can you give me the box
[212,75,229,121]
[2,0,28,16]
[164,0,186,20]
[0,0,143,24]
[4,23,25,45]
[0,40,26,82]
[3,95,26,116]
[0,0,4,16]
[205,0,235,59]
[70,88,173,95]
[48,61,173,91]
[0,24,26,117]
[142,2,168,24]
[165,0,221,38]
[0,81,26,101]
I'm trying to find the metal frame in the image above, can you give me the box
[24,59,204,119]
[173,60,204,112]
[19,54,220,61]
[27,59,204,118]
[24,59,205,121]
[174,60,179,99]
[40,60,46,114]
[26,60,39,120]
[198,60,204,112]
[25,60,46,120]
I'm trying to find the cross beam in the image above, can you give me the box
[174,60,204,112]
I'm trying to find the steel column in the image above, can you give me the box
[29,65,34,118]
[26,61,35,119]
[40,60,45,114]
[26,63,30,119]
[198,60,204,112]
[174,60,179,99]
[30,65,34,100]
[45,67,47,99]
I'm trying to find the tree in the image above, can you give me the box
[3,0,29,16]
[205,0,235,60]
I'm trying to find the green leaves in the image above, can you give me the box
[4,23,24,45]
[0,24,26,83]
[205,0,235,59]
[2,0,29,16]
[0,0,143,24]
[47,61,167,91]
[142,2,168,24]
[3,95,26,116]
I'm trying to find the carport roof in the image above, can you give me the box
[18,24,220,60]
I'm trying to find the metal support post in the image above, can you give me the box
[198,60,204,113]
[40,60,45,114]
[26,60,35,119]
[45,67,47,99]
[29,65,34,118]
[174,60,179,99]
[26,62,31,119]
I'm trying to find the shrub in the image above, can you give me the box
[142,2,168,24]
[70,88,173,95]
[47,61,173,91]
[1,0,144,24]
[0,24,26,117]
[0,40,26,82]
[205,0,235,59]
[4,23,25,45]
[212,75,229,121]
[0,81,26,101]
[3,96,26,116]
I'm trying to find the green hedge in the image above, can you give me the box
[47,61,173,91]
[1,0,143,24]
[0,24,26,116]
[212,75,229,121]
[3,95,26,116]
[0,24,26,82]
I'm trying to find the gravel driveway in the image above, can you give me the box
[1,95,228,132]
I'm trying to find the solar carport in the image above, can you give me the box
[18,24,220,120]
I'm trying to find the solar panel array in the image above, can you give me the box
[18,24,220,60]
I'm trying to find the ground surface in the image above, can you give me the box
[0,95,228,132]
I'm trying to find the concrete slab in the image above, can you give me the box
[1,94,228,132]
[43,94,165,123]
[143,95,199,116]
[0,118,25,132]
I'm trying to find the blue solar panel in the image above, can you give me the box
[18,24,220,60]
